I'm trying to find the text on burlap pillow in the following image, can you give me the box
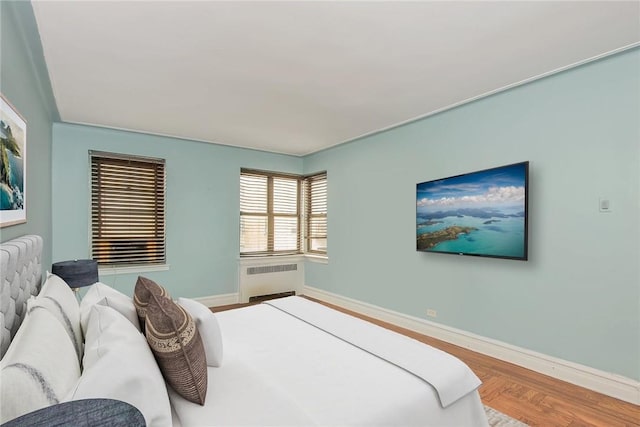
[133,276,168,332]
[145,295,208,405]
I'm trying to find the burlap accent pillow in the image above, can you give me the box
[145,295,208,405]
[133,276,168,332]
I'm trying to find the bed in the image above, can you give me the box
[0,235,489,426]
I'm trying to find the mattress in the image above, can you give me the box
[170,297,488,426]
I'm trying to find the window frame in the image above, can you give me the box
[240,168,302,256]
[240,168,327,257]
[304,171,327,255]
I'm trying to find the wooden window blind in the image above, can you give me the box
[304,172,327,254]
[90,151,166,266]
[240,169,301,256]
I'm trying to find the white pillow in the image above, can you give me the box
[79,283,140,334]
[0,308,81,423]
[177,297,223,367]
[27,297,82,362]
[66,304,172,427]
[38,274,82,357]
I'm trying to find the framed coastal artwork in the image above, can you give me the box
[0,94,27,228]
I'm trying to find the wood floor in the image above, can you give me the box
[211,298,640,427]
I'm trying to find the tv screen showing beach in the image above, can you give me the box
[416,162,529,260]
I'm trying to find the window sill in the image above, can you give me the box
[237,254,328,265]
[98,264,170,276]
[305,254,328,264]
[238,254,304,265]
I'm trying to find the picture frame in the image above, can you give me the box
[0,94,27,228]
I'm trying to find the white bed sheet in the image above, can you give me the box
[170,300,489,426]
[265,296,481,408]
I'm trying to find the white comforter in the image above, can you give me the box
[170,297,489,426]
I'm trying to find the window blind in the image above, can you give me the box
[240,169,301,255]
[90,151,166,266]
[304,172,327,254]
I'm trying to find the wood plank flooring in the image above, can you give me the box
[211,298,639,427]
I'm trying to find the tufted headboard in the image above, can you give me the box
[0,235,43,359]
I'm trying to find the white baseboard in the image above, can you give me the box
[303,285,640,405]
[193,292,239,307]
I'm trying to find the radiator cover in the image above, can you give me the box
[238,257,304,303]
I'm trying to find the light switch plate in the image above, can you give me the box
[599,198,612,213]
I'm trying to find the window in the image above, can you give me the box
[90,151,166,266]
[304,172,327,254]
[240,169,301,255]
[240,169,327,256]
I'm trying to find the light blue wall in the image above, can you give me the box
[0,2,56,269]
[304,48,640,380]
[52,124,301,298]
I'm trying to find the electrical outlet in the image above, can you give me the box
[426,309,437,318]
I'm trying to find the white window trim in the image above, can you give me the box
[305,253,329,264]
[99,264,170,276]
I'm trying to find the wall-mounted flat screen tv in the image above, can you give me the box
[416,161,529,261]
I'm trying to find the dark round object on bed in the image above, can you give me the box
[0,398,145,427]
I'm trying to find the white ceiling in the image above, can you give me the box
[32,1,640,156]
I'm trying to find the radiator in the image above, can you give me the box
[238,257,304,303]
